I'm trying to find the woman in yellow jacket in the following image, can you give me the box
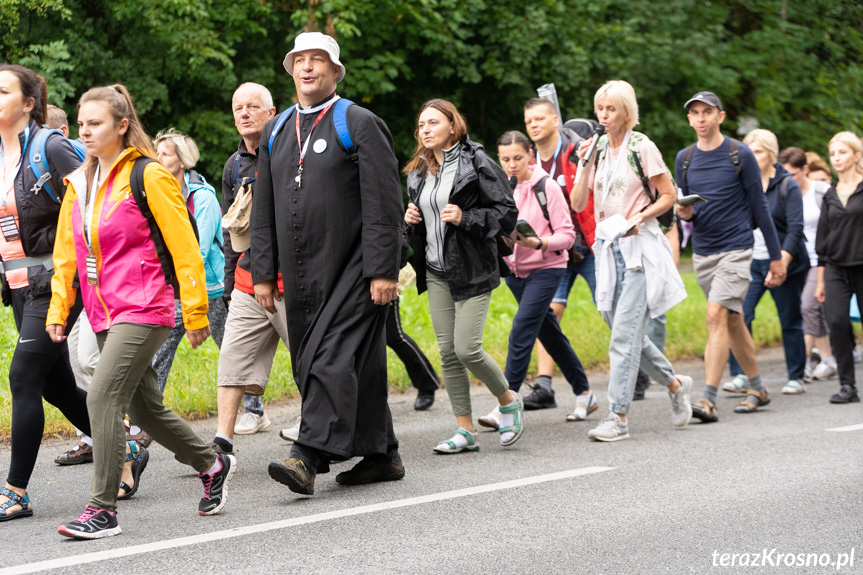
[46,85,236,540]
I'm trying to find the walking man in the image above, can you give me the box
[252,33,405,495]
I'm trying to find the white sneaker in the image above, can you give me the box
[722,374,749,393]
[477,406,501,431]
[669,375,693,427]
[279,416,301,442]
[588,413,630,442]
[813,360,837,380]
[234,412,271,435]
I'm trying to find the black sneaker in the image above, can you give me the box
[268,458,316,495]
[198,453,236,516]
[829,385,860,404]
[335,451,406,485]
[58,506,121,539]
[522,385,556,410]
[414,391,435,411]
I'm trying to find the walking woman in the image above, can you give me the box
[403,99,522,453]
[494,130,594,422]
[47,85,235,539]
[0,64,88,521]
[151,129,227,394]
[723,130,809,395]
[814,131,863,404]
[571,80,692,442]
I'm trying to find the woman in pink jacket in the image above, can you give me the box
[493,131,594,421]
[46,85,235,540]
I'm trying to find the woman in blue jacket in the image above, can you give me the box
[724,129,809,395]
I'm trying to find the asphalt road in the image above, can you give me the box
[1,346,861,574]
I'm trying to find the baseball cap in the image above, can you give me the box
[684,91,723,111]
[283,32,346,83]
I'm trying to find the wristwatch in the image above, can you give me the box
[535,238,543,251]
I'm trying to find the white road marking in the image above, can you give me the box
[826,423,863,432]
[1,466,614,575]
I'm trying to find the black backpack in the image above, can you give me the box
[129,157,200,298]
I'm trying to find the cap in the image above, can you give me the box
[283,32,346,83]
[684,91,723,111]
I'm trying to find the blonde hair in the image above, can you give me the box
[594,80,639,130]
[828,131,863,175]
[805,152,832,177]
[78,85,155,189]
[154,128,200,170]
[46,105,68,130]
[743,129,779,165]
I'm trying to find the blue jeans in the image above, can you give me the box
[728,259,806,380]
[552,251,597,305]
[600,241,676,414]
[505,268,589,395]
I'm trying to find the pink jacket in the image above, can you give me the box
[508,166,575,278]
[48,148,208,333]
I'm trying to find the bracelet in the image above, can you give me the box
[535,238,543,251]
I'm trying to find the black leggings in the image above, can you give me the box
[824,263,863,389]
[386,298,440,394]
[7,287,88,489]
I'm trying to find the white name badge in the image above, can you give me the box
[0,214,20,242]
[85,254,99,286]
[313,139,327,153]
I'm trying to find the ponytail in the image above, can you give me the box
[78,84,156,188]
[0,64,48,126]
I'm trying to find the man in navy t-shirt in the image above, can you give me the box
[675,92,785,422]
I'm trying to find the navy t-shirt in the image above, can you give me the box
[674,136,780,259]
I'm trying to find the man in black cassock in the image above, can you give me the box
[250,32,405,495]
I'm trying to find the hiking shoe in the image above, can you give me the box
[522,385,556,410]
[279,416,301,442]
[58,506,121,540]
[588,413,630,442]
[691,398,719,423]
[234,411,271,435]
[813,360,837,381]
[782,379,806,395]
[830,385,860,404]
[669,375,693,427]
[414,391,435,411]
[335,451,406,485]
[55,441,93,466]
[198,453,236,516]
[269,457,316,495]
[477,406,501,431]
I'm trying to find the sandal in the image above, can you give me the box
[118,441,149,501]
[782,379,806,395]
[734,388,771,413]
[499,393,524,446]
[566,392,598,422]
[721,374,749,394]
[0,487,32,521]
[433,428,479,454]
[691,398,719,423]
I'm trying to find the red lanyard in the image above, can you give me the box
[294,103,334,187]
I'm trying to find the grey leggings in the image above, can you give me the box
[426,273,509,416]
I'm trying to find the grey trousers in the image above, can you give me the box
[88,322,215,511]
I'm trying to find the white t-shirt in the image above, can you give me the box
[802,179,830,266]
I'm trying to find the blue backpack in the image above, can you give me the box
[29,127,87,203]
[267,98,357,162]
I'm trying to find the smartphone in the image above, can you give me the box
[677,194,707,207]
[515,219,538,238]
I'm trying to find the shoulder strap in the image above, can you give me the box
[333,98,358,164]
[532,176,552,230]
[129,157,174,285]
[267,107,297,155]
[680,143,696,191]
[230,153,243,188]
[28,128,64,203]
[68,138,87,162]
[728,138,741,177]
[628,134,655,203]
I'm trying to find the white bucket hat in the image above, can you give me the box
[283,32,346,83]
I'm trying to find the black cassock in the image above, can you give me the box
[251,97,403,459]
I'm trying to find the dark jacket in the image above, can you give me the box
[815,179,863,268]
[406,137,517,301]
[764,163,809,277]
[1,120,82,298]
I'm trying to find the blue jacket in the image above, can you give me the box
[186,171,225,299]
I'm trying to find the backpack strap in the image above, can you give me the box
[267,107,297,155]
[532,176,552,229]
[129,157,174,285]
[68,139,87,162]
[333,98,358,164]
[230,152,243,189]
[28,128,64,204]
[628,135,655,203]
[680,143,696,191]
[728,138,741,177]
